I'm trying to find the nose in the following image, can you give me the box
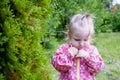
[79,41,84,46]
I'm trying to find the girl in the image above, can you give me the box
[51,13,104,80]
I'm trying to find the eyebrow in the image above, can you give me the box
[74,38,81,41]
[73,36,89,40]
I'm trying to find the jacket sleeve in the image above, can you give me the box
[85,47,104,75]
[51,44,72,73]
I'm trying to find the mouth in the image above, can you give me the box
[78,45,86,50]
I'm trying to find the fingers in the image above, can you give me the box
[76,49,89,58]
[68,48,89,59]
[68,47,78,58]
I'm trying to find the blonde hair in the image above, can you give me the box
[68,13,94,43]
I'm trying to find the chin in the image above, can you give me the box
[78,46,83,50]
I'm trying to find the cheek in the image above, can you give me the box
[71,40,79,47]
[84,41,90,45]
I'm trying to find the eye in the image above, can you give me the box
[74,39,81,41]
[84,39,88,41]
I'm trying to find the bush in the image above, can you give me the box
[0,0,52,79]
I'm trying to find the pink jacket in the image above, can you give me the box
[52,43,104,80]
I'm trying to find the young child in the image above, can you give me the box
[51,13,104,80]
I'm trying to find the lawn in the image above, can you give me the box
[49,32,120,80]
[94,32,120,80]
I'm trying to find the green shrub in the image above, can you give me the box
[0,0,52,80]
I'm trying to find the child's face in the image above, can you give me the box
[70,31,90,49]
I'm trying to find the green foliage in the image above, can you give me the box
[0,0,53,80]
[48,0,80,39]
[111,7,120,32]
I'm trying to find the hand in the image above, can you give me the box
[76,49,89,59]
[68,47,78,58]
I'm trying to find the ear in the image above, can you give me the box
[68,30,72,39]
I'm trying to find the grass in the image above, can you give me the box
[49,32,120,80]
[94,32,120,80]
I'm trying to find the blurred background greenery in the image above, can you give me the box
[0,0,120,80]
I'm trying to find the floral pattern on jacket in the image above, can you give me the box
[52,43,104,80]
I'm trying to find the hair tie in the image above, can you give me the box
[81,16,85,20]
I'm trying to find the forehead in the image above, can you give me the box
[72,26,89,38]
[72,31,89,39]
